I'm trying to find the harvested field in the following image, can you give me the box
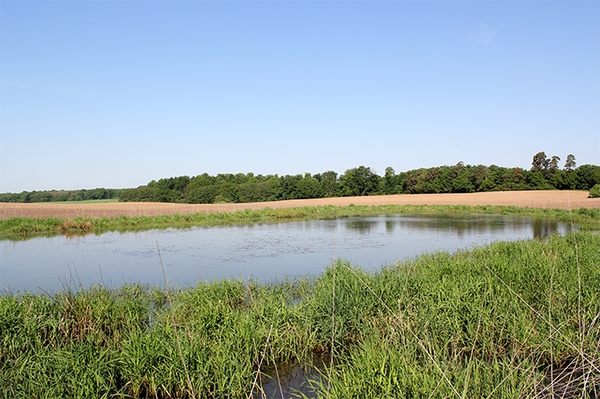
[0,190,598,220]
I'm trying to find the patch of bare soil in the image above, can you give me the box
[0,190,597,220]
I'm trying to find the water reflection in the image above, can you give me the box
[252,363,321,399]
[344,219,378,234]
[347,214,569,239]
[533,218,565,239]
[1,214,574,293]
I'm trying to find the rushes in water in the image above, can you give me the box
[0,232,598,398]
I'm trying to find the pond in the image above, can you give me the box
[0,214,574,293]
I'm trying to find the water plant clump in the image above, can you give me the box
[1,232,599,398]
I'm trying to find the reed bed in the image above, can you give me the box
[1,232,598,398]
[1,204,599,240]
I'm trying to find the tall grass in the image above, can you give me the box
[311,233,600,398]
[1,232,598,397]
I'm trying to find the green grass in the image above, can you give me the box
[56,198,120,204]
[1,232,599,398]
[1,203,599,240]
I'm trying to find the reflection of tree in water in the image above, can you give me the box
[317,220,339,232]
[385,220,396,233]
[388,215,514,238]
[533,219,560,239]
[341,214,571,240]
[345,220,378,234]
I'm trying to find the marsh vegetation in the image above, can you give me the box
[1,232,599,398]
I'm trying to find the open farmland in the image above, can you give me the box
[1,190,598,220]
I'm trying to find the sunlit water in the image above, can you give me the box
[1,214,573,293]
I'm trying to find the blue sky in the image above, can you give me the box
[1,1,598,193]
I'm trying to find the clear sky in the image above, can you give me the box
[1,1,598,193]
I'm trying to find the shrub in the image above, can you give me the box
[589,183,600,198]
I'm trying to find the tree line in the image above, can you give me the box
[0,188,123,203]
[118,152,599,204]
[2,152,598,204]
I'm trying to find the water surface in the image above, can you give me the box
[1,214,572,293]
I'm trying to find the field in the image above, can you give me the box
[1,190,598,220]
[52,198,120,205]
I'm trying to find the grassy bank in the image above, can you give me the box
[1,203,599,240]
[1,232,598,398]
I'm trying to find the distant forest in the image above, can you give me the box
[0,187,123,204]
[2,152,599,204]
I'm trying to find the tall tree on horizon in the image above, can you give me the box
[564,154,576,171]
[531,151,549,172]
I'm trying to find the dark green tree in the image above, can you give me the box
[237,177,279,202]
[295,174,323,199]
[278,174,303,200]
[381,167,398,195]
[576,164,600,190]
[339,166,380,197]
[452,169,475,193]
[525,171,552,189]
[216,182,239,203]
[318,171,338,198]
[479,178,496,191]
[186,185,219,204]
[551,169,577,190]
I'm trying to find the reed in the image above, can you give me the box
[309,233,600,398]
[1,232,598,398]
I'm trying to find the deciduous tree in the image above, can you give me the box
[339,166,380,197]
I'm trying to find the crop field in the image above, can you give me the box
[1,190,598,220]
